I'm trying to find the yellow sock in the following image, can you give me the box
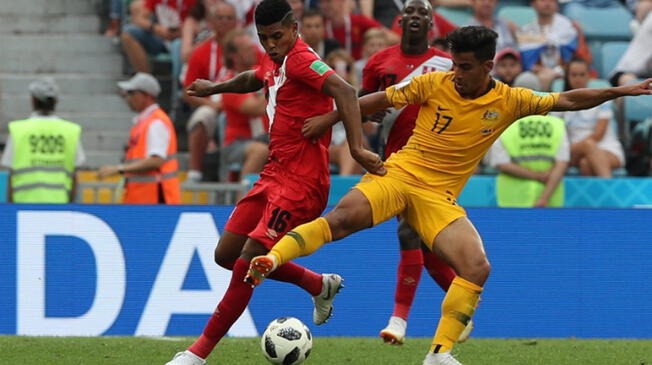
[430,276,482,353]
[269,217,332,265]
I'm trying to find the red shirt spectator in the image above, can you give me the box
[145,0,197,25]
[325,14,383,60]
[222,90,270,145]
[391,12,457,43]
[184,39,225,87]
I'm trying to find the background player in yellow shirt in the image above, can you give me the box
[246,26,652,365]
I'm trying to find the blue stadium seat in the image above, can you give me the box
[436,7,473,26]
[563,4,633,41]
[550,78,611,92]
[497,6,536,27]
[624,90,652,123]
[600,41,629,79]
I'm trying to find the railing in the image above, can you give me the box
[76,181,249,205]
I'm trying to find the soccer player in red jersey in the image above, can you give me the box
[302,0,470,346]
[164,0,384,364]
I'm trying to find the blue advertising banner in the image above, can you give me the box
[0,205,651,339]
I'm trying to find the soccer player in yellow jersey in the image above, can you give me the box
[246,26,652,364]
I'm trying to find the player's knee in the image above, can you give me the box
[470,256,491,285]
[397,224,421,250]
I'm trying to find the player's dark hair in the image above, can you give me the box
[32,96,56,113]
[447,26,498,62]
[301,9,324,21]
[255,0,295,26]
[403,0,432,12]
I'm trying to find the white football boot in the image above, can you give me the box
[165,350,206,365]
[422,351,463,365]
[312,273,344,325]
[380,316,407,345]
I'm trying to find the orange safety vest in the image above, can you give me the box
[123,105,181,204]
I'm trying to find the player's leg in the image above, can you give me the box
[186,238,270,360]
[380,217,424,345]
[247,170,408,285]
[424,217,489,365]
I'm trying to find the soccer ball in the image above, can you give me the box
[261,317,313,365]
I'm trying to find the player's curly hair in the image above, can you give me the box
[255,0,295,26]
[447,26,498,62]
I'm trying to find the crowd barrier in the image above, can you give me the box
[1,205,650,338]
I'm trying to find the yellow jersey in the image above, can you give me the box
[385,71,559,196]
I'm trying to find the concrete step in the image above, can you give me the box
[0,94,130,117]
[0,52,122,74]
[0,14,100,34]
[0,73,121,95]
[81,130,130,151]
[0,112,135,133]
[0,0,96,16]
[0,34,117,54]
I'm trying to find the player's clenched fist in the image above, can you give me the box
[187,79,216,97]
[352,148,387,176]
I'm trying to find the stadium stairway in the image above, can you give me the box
[0,0,187,169]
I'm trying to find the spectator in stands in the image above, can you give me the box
[99,73,181,204]
[288,0,305,20]
[517,0,592,91]
[320,0,398,60]
[121,0,197,74]
[2,77,85,203]
[390,0,457,44]
[183,2,239,182]
[180,0,223,63]
[219,29,270,182]
[488,74,569,207]
[466,0,517,52]
[104,0,125,38]
[554,58,625,177]
[610,13,652,86]
[354,28,390,85]
[300,10,342,59]
[325,49,373,175]
[493,47,524,86]
[359,0,404,27]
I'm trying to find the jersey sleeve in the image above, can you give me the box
[511,88,560,119]
[385,72,438,109]
[285,51,335,92]
[361,53,382,91]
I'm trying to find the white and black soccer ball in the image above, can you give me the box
[261,317,313,365]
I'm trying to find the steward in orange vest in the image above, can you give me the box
[98,73,181,204]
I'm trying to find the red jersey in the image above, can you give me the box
[254,38,335,195]
[184,39,224,87]
[145,0,196,24]
[362,45,452,158]
[325,14,383,60]
[222,91,269,146]
[391,12,457,43]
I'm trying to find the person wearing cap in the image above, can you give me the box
[487,74,570,207]
[98,72,181,204]
[493,47,525,86]
[1,77,85,203]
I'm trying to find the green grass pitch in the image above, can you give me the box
[3,336,651,364]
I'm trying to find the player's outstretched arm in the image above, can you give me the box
[553,78,652,111]
[186,70,264,97]
[321,74,387,175]
[301,91,392,139]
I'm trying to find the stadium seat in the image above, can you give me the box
[497,6,536,27]
[600,41,629,79]
[624,90,652,123]
[563,4,632,41]
[436,6,473,26]
[550,78,611,92]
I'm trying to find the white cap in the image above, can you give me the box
[29,77,59,101]
[117,72,161,97]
